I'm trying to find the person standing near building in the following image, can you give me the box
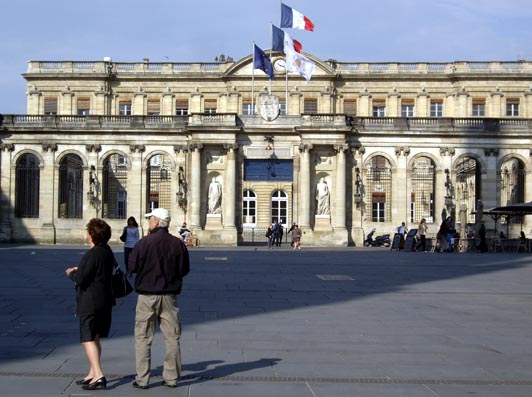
[123,216,139,270]
[128,208,190,389]
[397,222,407,250]
[416,218,428,252]
[65,218,115,391]
[291,224,302,250]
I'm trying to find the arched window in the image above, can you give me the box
[366,156,392,222]
[455,156,481,224]
[271,190,288,225]
[410,156,435,223]
[103,154,128,219]
[15,153,40,218]
[242,190,257,226]
[146,154,172,213]
[500,158,525,224]
[58,154,83,218]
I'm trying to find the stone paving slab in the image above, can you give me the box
[1,245,532,396]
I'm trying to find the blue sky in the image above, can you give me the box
[1,0,531,114]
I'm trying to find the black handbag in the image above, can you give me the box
[112,264,133,298]
[119,227,127,242]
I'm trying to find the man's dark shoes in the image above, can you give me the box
[82,376,106,390]
[163,381,177,388]
[132,381,149,389]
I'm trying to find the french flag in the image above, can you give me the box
[272,25,302,53]
[281,3,314,32]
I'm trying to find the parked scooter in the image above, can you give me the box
[364,229,391,247]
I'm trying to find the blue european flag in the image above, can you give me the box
[253,44,274,80]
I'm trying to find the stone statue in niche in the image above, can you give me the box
[208,177,222,214]
[316,177,330,215]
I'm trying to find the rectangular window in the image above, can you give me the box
[344,99,357,115]
[76,97,90,116]
[147,99,160,115]
[175,99,189,116]
[372,100,386,117]
[401,99,415,117]
[204,99,217,114]
[44,97,58,115]
[119,101,132,115]
[279,98,287,115]
[430,100,443,117]
[372,192,386,222]
[506,98,520,117]
[304,98,318,114]
[242,98,255,115]
[472,98,485,117]
[244,159,293,181]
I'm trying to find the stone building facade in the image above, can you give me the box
[1,54,532,245]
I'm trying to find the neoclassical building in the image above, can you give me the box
[1,54,532,245]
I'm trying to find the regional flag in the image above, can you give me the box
[272,25,302,53]
[253,44,274,79]
[281,3,314,31]
[285,46,315,82]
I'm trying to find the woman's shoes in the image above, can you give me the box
[82,376,107,390]
[75,378,92,385]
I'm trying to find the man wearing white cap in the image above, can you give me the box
[128,207,190,389]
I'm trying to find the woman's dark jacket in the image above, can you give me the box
[69,244,116,316]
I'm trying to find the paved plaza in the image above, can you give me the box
[1,244,532,396]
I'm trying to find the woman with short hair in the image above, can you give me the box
[65,218,116,390]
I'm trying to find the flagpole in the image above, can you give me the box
[285,55,288,115]
[268,24,273,95]
[251,42,255,115]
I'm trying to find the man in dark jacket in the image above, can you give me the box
[128,208,190,389]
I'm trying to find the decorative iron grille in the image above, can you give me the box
[410,156,435,223]
[146,154,172,214]
[102,154,128,219]
[58,154,83,218]
[455,156,480,224]
[500,158,525,224]
[366,156,392,222]
[15,154,40,218]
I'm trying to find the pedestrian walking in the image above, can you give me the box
[128,208,190,389]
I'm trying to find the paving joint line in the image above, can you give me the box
[0,371,531,386]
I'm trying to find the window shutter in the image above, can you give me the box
[304,98,317,114]
[147,99,160,115]
[44,97,58,114]
[77,97,90,110]
[472,98,486,105]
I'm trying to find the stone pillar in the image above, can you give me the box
[483,148,499,212]
[26,86,41,114]
[320,91,332,113]
[358,93,370,117]
[439,147,456,221]
[444,94,455,117]
[162,91,175,115]
[189,143,203,229]
[190,93,203,113]
[416,93,429,117]
[394,146,410,228]
[351,145,366,245]
[524,93,532,118]
[0,144,15,241]
[93,89,106,115]
[61,90,74,115]
[40,143,59,243]
[387,93,399,117]
[490,92,503,118]
[223,144,238,229]
[457,91,470,117]
[128,145,146,229]
[298,143,312,229]
[133,90,146,115]
[289,92,302,116]
[85,144,102,219]
[334,144,348,230]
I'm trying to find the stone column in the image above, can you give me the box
[456,91,470,117]
[85,144,102,218]
[439,147,456,221]
[223,143,238,229]
[61,90,74,115]
[133,90,146,115]
[189,143,203,229]
[162,91,175,115]
[387,93,400,117]
[394,146,410,227]
[490,92,503,118]
[351,145,366,245]
[334,144,348,230]
[40,143,58,243]
[416,92,429,117]
[483,148,499,212]
[128,145,146,229]
[298,143,312,229]
[0,144,15,241]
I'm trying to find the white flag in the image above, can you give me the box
[285,46,315,82]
